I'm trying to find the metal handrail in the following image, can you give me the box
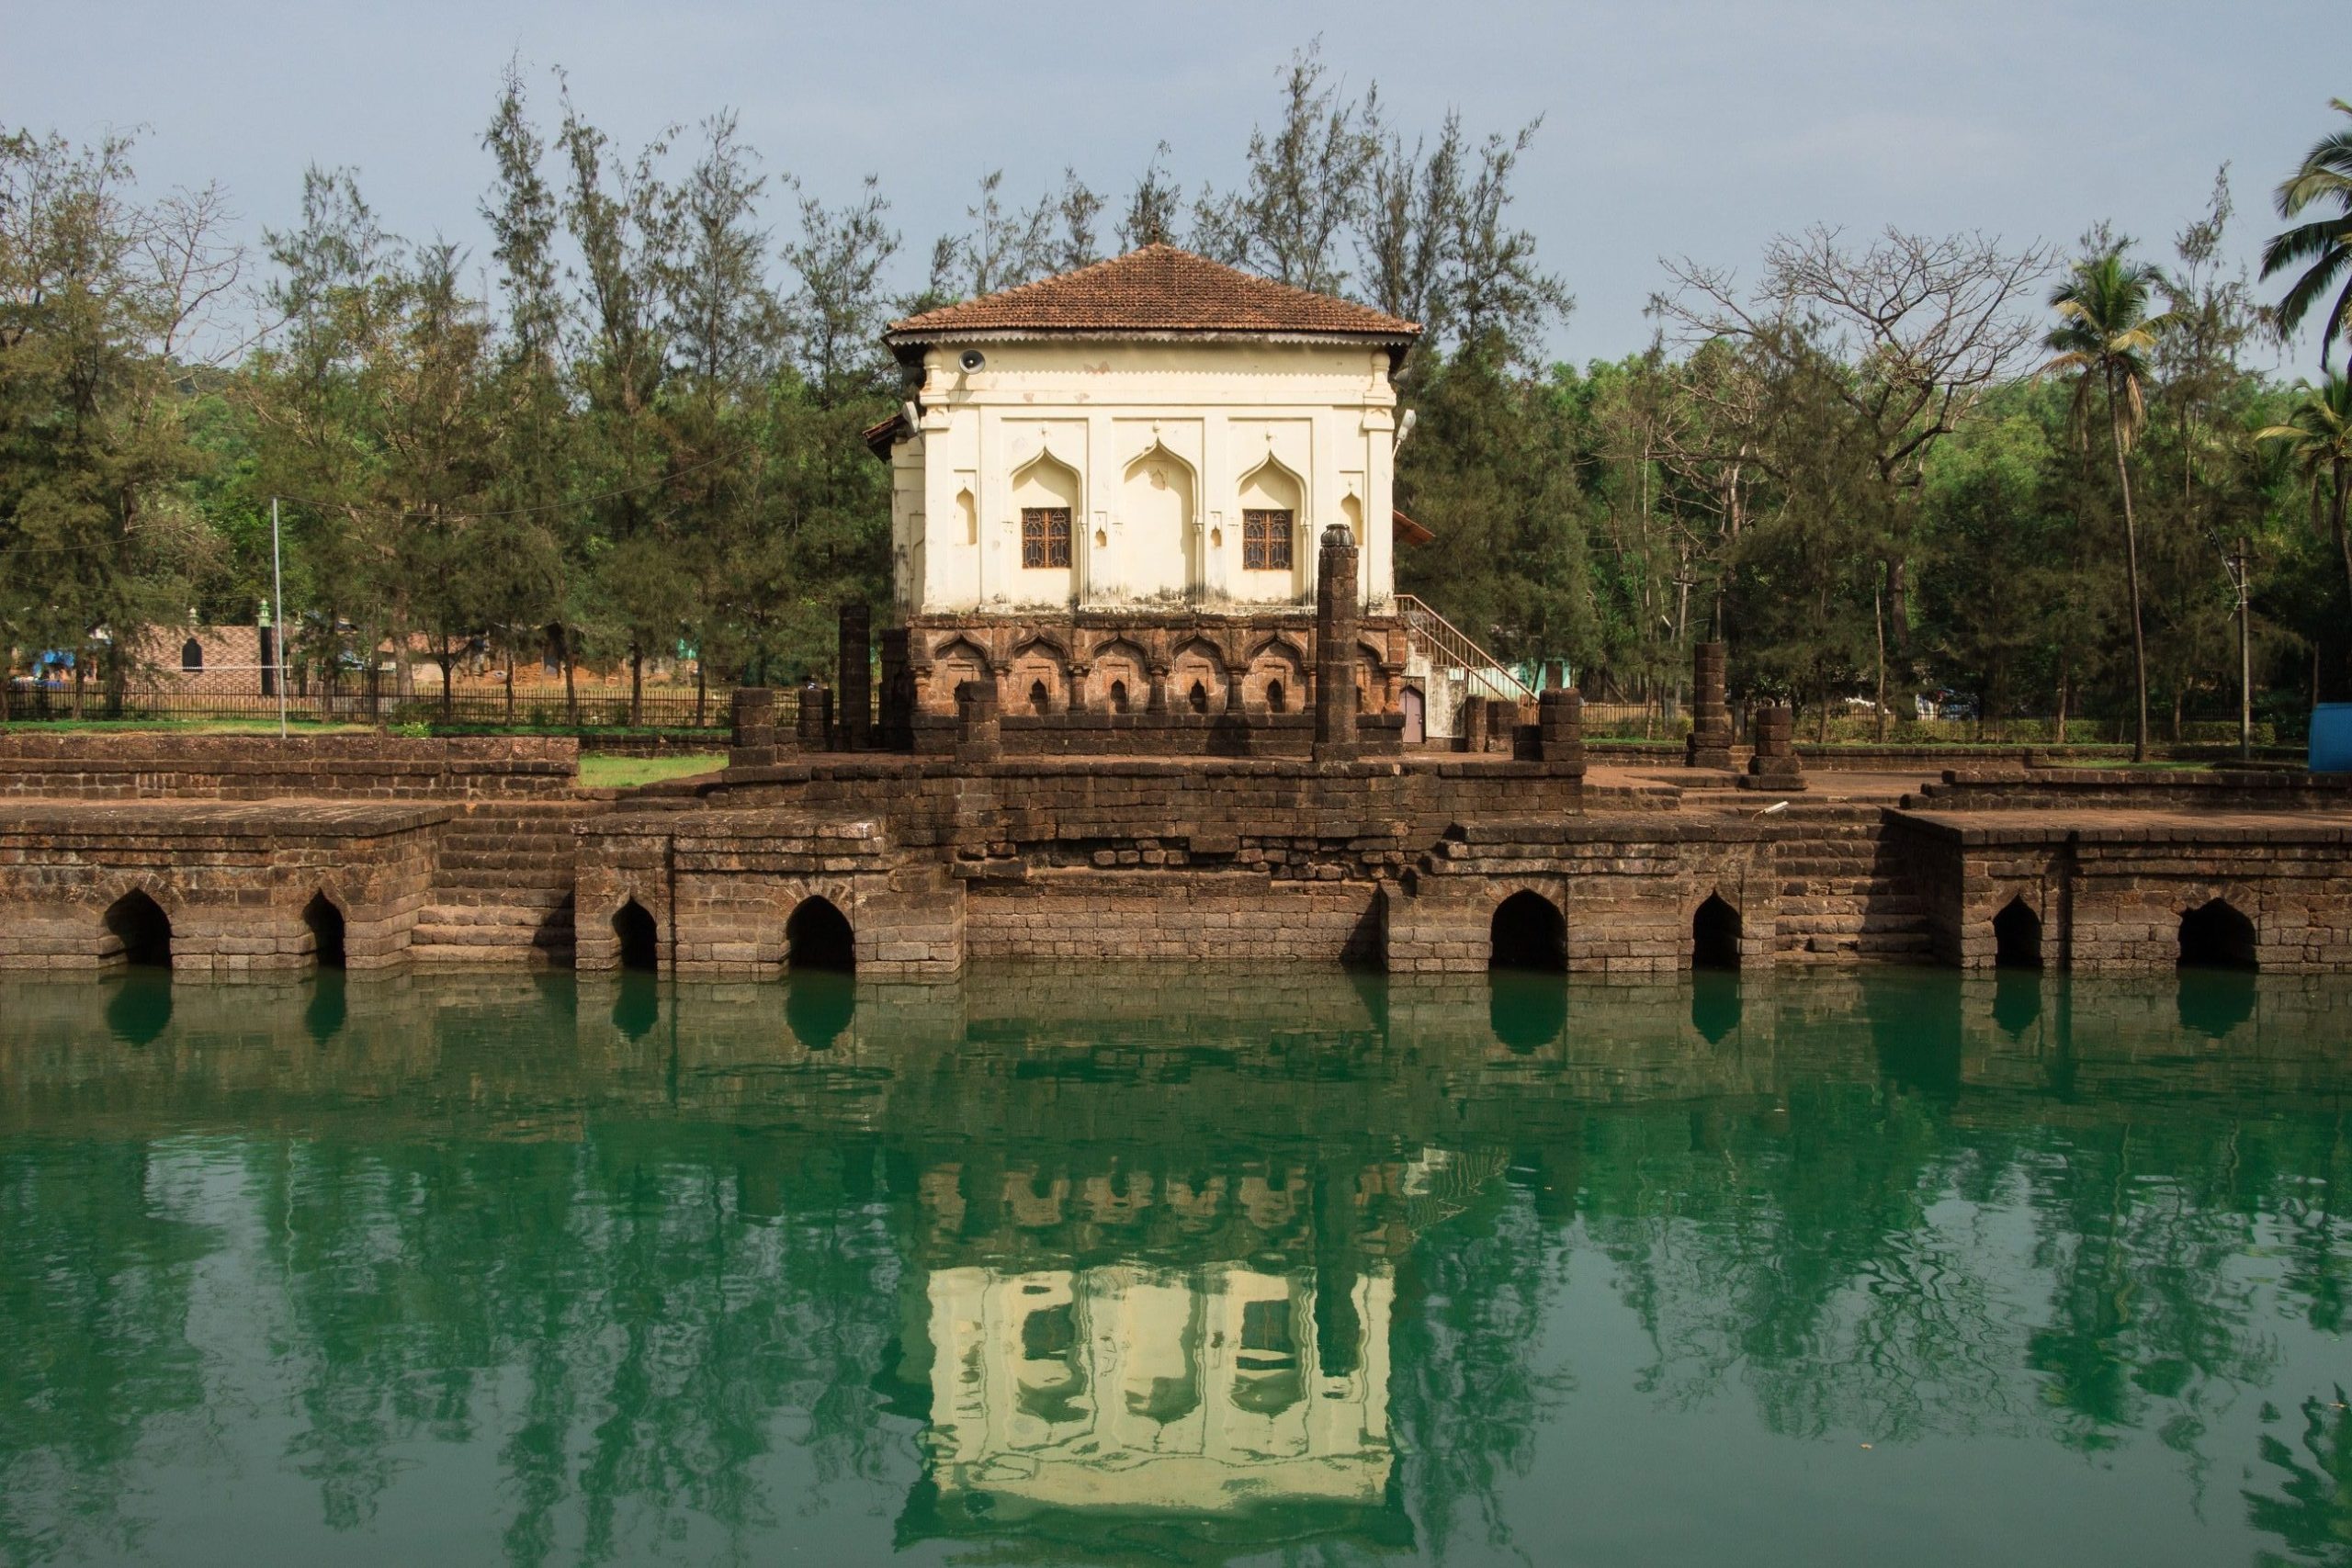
[1393,594,1537,703]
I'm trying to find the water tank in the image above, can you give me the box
[2311,703,2352,773]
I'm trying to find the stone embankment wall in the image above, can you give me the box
[0,802,442,972]
[6,730,2352,977]
[0,733,578,800]
[0,735,578,971]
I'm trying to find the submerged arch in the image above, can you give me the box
[1489,890,1566,973]
[303,892,346,969]
[614,898,659,972]
[104,889,173,969]
[1993,897,2042,971]
[786,895,855,973]
[2178,897,2257,971]
[1691,894,1741,970]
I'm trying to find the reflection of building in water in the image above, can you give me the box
[922,1261,1393,1515]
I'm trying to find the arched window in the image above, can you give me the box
[1993,897,2041,970]
[1691,895,1740,969]
[302,892,346,969]
[1489,890,1566,972]
[613,898,658,971]
[786,896,855,973]
[1265,679,1286,713]
[2179,898,2257,970]
[180,637,204,672]
[1109,679,1130,714]
[1189,680,1209,715]
[104,889,173,969]
[1029,679,1050,715]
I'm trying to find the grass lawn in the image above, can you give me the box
[577,751,728,790]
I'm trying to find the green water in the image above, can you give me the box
[2,965,2348,1567]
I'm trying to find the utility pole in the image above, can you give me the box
[2227,535,2251,761]
[272,497,288,739]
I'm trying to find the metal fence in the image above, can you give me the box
[1,685,743,729]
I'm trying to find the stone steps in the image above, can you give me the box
[411,803,586,964]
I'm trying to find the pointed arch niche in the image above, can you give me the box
[1122,441,1197,597]
[1012,447,1081,593]
[1237,454,1306,596]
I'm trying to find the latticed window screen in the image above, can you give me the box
[1242,508,1294,570]
[1022,507,1072,568]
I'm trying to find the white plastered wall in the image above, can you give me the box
[892,338,1398,616]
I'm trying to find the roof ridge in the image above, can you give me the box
[887,244,1418,341]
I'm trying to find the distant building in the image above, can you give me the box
[867,245,1423,724]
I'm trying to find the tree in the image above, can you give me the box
[2260,97,2352,370]
[2044,251,2177,761]
[480,62,574,720]
[2256,374,2352,681]
[1657,227,2048,733]
[1,128,243,719]
[1114,143,1182,251]
[1192,40,1377,295]
[557,85,681,723]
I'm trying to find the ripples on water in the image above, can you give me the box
[1,965,2347,1566]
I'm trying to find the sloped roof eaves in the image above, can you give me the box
[886,243,1419,343]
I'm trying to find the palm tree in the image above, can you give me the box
[2044,252,2176,761]
[2262,98,2352,370]
[2257,374,2352,650]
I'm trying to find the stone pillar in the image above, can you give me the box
[954,679,1001,764]
[877,628,911,750]
[797,678,830,750]
[1686,641,1733,769]
[1537,688,1585,767]
[1458,694,1488,755]
[1741,703,1806,791]
[1313,523,1360,762]
[730,686,775,752]
[835,603,872,750]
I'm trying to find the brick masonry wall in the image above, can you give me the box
[1891,812,2352,971]
[0,732,580,800]
[0,803,445,971]
[1388,817,1777,974]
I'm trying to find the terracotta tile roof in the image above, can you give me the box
[887,244,1419,342]
[1393,509,1435,547]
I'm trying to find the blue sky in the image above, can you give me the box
[6,0,2342,367]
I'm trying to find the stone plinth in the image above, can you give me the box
[1686,641,1732,769]
[1739,704,1805,791]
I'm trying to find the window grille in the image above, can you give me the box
[1242,509,1293,570]
[1022,507,1072,569]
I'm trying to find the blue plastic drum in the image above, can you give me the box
[2312,703,2352,773]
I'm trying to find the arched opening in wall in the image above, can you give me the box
[302,893,346,969]
[613,898,658,972]
[1265,679,1286,714]
[2178,897,2257,971]
[1489,890,1566,973]
[786,896,855,973]
[1691,895,1741,970]
[104,890,173,969]
[1993,897,2042,970]
[1189,680,1209,715]
[1110,679,1130,714]
[1028,679,1049,715]
[180,637,204,672]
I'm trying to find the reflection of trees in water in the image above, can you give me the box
[1,969,2351,1562]
[1390,1174,1570,1561]
[2243,1386,2352,1566]
[235,1132,908,1562]
[0,1144,217,1564]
